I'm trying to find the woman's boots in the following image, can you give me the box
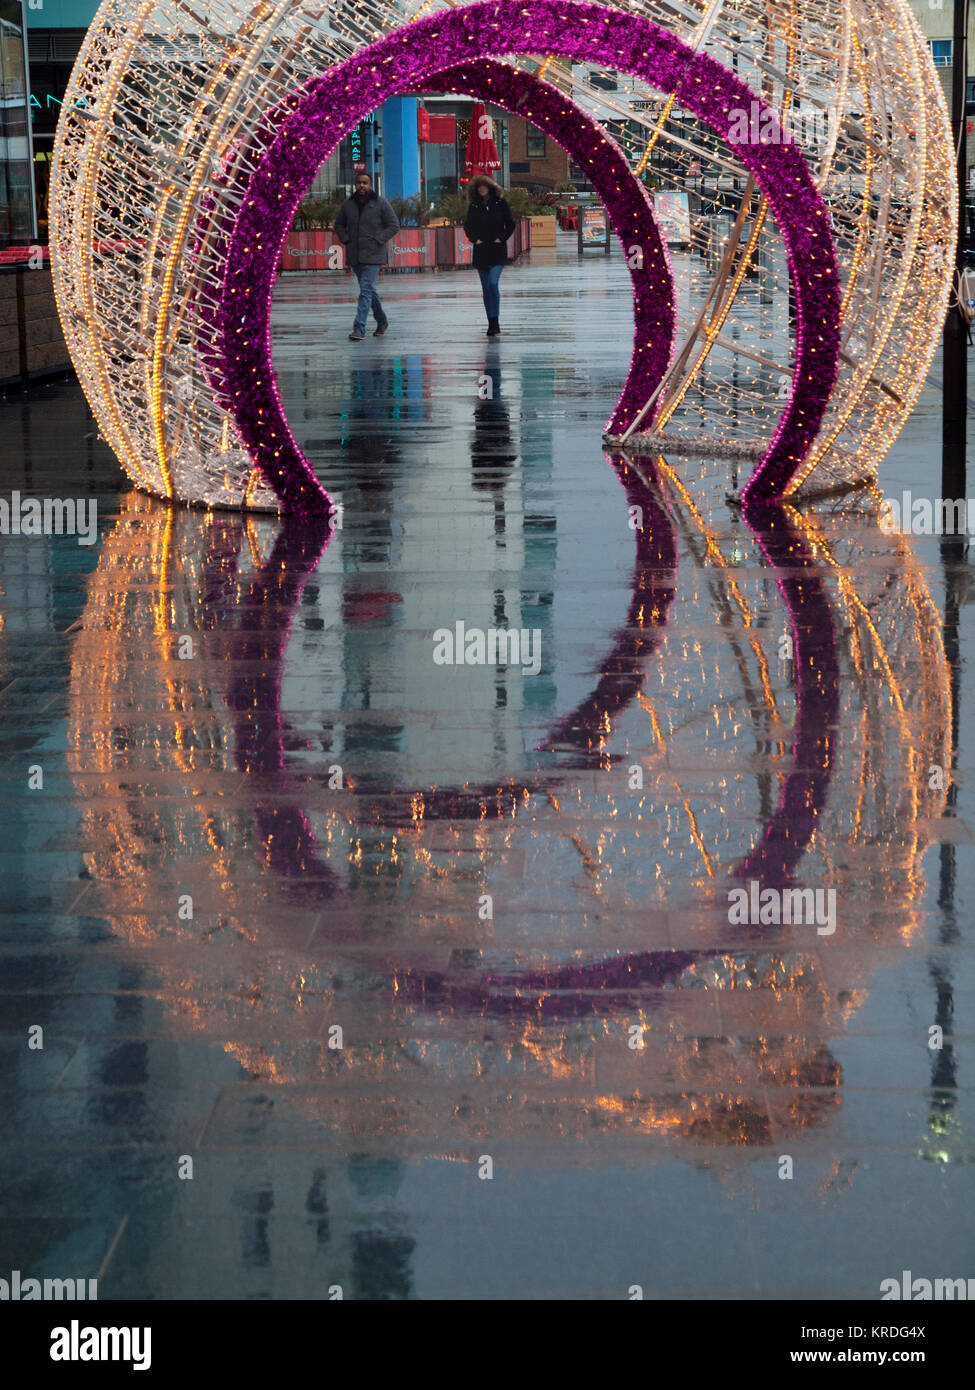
[486,317,500,337]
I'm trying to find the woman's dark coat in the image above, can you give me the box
[463,195,517,269]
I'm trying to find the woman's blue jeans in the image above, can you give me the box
[477,263,503,319]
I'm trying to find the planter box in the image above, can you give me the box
[0,265,71,387]
[529,215,557,247]
[278,219,532,271]
[279,230,345,270]
[386,228,437,269]
[448,228,474,266]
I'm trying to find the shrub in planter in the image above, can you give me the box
[436,193,469,227]
[295,198,338,229]
[505,187,533,220]
[389,195,429,227]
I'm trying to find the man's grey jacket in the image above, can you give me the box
[334,191,400,266]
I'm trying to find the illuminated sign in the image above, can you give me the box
[30,93,90,117]
[349,111,375,167]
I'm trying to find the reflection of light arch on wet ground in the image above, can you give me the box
[58,489,950,1154]
[65,482,950,891]
[630,457,950,925]
[66,465,948,965]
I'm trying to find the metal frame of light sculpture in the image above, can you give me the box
[51,0,954,510]
[213,0,839,513]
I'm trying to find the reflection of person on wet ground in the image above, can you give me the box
[338,368,403,500]
[471,350,517,499]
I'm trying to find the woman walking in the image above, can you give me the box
[463,177,516,336]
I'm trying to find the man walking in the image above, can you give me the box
[333,173,400,341]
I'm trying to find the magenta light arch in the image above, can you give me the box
[213,0,840,515]
[210,49,678,513]
[421,58,676,435]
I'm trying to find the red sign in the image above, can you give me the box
[428,113,457,144]
[0,246,50,264]
[353,160,366,173]
[417,107,430,141]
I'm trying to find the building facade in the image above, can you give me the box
[1,0,34,247]
[506,112,571,190]
[416,94,511,201]
[19,3,971,236]
[906,0,975,181]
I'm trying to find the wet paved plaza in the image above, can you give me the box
[1,235,974,1299]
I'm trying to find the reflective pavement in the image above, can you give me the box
[1,237,973,1298]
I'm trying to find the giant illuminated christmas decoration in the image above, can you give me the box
[51,0,955,512]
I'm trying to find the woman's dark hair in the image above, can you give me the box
[467,176,504,202]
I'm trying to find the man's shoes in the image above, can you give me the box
[486,318,500,337]
[374,322,388,336]
[349,329,365,341]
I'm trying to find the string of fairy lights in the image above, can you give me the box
[50,0,954,510]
